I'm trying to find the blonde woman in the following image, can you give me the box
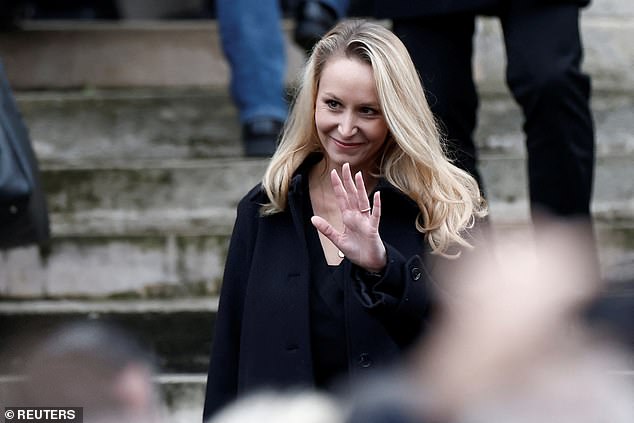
[203,19,486,420]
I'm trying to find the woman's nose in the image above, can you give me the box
[337,113,358,138]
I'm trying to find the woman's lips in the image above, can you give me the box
[332,137,363,149]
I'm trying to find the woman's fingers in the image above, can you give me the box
[331,169,352,212]
[329,164,381,234]
[341,163,359,202]
[354,171,372,213]
[315,168,384,269]
[370,191,381,230]
[311,215,341,246]
[332,163,373,215]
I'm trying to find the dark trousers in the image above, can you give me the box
[393,1,595,218]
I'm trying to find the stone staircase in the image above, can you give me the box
[1,2,633,421]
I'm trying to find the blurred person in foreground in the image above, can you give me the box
[207,390,344,423]
[8,321,164,423]
[346,219,633,423]
[203,19,487,420]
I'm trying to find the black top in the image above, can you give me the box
[302,177,348,389]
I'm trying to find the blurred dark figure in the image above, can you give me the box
[375,0,595,221]
[7,321,164,423]
[584,272,634,354]
[293,0,343,53]
[216,0,349,157]
[0,59,50,250]
[0,0,26,29]
[2,0,120,22]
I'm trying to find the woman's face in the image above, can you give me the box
[314,57,389,174]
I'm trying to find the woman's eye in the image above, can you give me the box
[326,99,339,109]
[361,107,378,115]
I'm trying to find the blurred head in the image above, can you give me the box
[13,321,162,423]
[343,220,631,423]
[263,20,486,256]
[410,220,632,422]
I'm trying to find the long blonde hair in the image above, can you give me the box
[262,19,487,257]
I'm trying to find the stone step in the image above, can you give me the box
[1,275,632,378]
[587,0,634,16]
[41,158,268,214]
[1,264,632,377]
[0,373,206,423]
[0,300,216,373]
[0,232,229,298]
[159,374,206,423]
[14,89,634,163]
[0,14,633,92]
[1,216,632,299]
[0,301,210,421]
[0,20,305,90]
[17,89,243,163]
[37,154,634,219]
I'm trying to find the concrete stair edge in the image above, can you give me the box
[46,201,634,236]
[35,155,634,216]
[0,17,632,92]
[12,88,632,164]
[0,298,219,314]
[1,209,632,299]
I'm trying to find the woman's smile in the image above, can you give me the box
[331,136,364,149]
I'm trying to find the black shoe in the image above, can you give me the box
[242,118,284,157]
[294,1,338,53]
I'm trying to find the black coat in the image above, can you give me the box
[203,156,436,419]
[0,59,50,249]
[374,0,591,18]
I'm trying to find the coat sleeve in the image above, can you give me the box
[202,196,259,421]
[351,242,433,348]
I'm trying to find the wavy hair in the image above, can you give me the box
[262,19,487,257]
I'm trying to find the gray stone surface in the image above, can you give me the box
[18,89,242,162]
[0,21,305,89]
[0,15,632,92]
[35,153,633,219]
[52,207,236,236]
[0,215,632,299]
[586,0,634,16]
[0,304,215,373]
[0,234,228,298]
[41,159,268,213]
[0,298,217,314]
[0,21,228,88]
[14,90,634,162]
[159,374,206,423]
